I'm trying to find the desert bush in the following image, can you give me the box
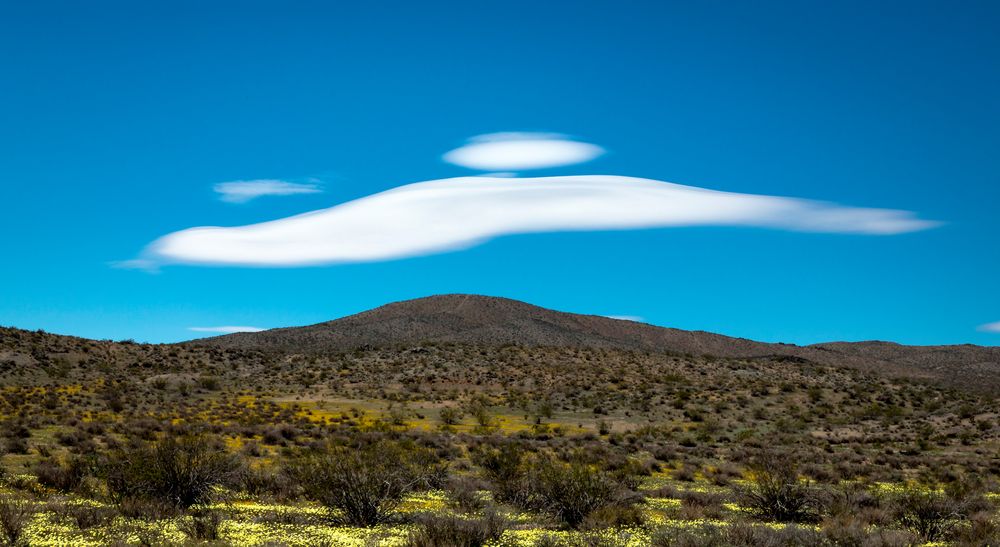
[475,443,638,528]
[34,455,93,492]
[524,456,639,528]
[530,532,636,547]
[952,510,1000,546]
[444,476,487,513]
[179,508,222,540]
[651,522,824,546]
[240,463,296,500]
[677,489,725,520]
[104,434,243,508]
[0,495,33,547]
[405,509,508,547]
[734,452,821,523]
[113,494,182,520]
[49,502,116,530]
[580,504,646,530]
[671,463,696,482]
[287,440,442,526]
[3,438,29,455]
[472,443,530,507]
[55,429,84,447]
[438,407,462,424]
[890,484,979,541]
[197,375,221,391]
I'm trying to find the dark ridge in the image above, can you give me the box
[189,294,1000,392]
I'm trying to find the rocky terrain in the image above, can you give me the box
[195,294,1000,392]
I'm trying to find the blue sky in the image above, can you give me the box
[1,0,998,345]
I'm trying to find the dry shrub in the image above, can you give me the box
[678,489,725,520]
[580,504,646,530]
[444,476,488,514]
[405,509,508,547]
[952,510,1000,546]
[240,463,297,500]
[890,484,982,541]
[34,455,93,493]
[179,508,222,540]
[820,513,919,546]
[114,496,182,520]
[0,495,33,547]
[49,502,116,530]
[652,522,824,546]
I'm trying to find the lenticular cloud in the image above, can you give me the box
[141,175,938,267]
[214,179,322,203]
[443,133,605,170]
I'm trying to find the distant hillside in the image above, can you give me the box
[193,294,1000,392]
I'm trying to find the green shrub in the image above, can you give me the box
[891,485,974,541]
[472,443,530,507]
[526,456,637,528]
[288,440,443,526]
[475,444,638,528]
[104,434,243,508]
[734,453,820,523]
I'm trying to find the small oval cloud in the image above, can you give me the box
[188,326,266,333]
[443,133,605,171]
[978,321,1000,333]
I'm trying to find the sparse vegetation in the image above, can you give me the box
[104,434,242,508]
[288,440,442,526]
[405,509,508,547]
[735,451,821,523]
[1,303,1000,544]
[0,495,32,547]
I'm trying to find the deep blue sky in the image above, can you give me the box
[1,1,998,345]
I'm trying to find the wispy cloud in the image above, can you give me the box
[188,326,266,334]
[110,258,160,272]
[443,133,604,171]
[214,179,322,203]
[978,321,1000,333]
[135,175,939,268]
[604,315,645,322]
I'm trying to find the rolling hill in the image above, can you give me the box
[193,294,1000,392]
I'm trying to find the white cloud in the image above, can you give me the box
[978,321,1000,333]
[137,175,939,268]
[214,179,322,203]
[110,258,160,272]
[604,315,645,322]
[188,326,266,333]
[443,133,604,170]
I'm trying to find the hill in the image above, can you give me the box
[194,294,1000,392]
[3,296,1000,544]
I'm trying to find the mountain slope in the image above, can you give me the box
[194,294,770,355]
[193,294,1000,391]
